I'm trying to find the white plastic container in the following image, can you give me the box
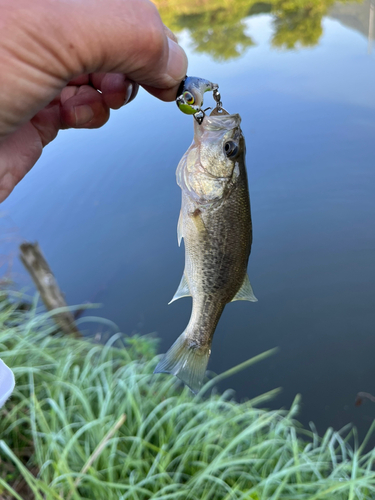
[0,358,15,408]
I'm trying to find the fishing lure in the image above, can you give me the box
[176,76,225,124]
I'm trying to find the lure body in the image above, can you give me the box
[176,76,218,115]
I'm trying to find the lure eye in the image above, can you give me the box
[183,91,195,105]
[223,140,238,158]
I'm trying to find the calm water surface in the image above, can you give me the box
[1,0,375,437]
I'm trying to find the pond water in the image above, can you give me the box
[1,0,375,438]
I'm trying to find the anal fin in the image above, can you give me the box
[231,274,258,302]
[168,273,191,304]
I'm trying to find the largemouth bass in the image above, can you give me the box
[154,110,257,393]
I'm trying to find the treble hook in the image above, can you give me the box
[193,110,205,125]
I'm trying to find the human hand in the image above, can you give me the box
[0,0,188,202]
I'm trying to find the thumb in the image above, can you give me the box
[0,0,188,137]
[62,0,188,89]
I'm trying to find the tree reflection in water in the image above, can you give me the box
[153,0,361,59]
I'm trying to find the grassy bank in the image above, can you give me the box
[1,295,375,499]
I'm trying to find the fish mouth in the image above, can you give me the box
[200,113,241,132]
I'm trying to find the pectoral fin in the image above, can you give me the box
[169,273,191,304]
[231,274,258,302]
[190,209,207,234]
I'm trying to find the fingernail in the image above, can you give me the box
[124,83,133,104]
[74,105,94,126]
[128,82,139,104]
[166,38,188,83]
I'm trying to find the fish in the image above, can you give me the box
[176,76,218,115]
[154,109,257,393]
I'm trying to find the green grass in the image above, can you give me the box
[1,294,375,499]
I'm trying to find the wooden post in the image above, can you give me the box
[19,242,81,338]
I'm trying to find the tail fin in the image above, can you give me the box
[154,333,210,394]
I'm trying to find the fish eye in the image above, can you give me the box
[183,91,195,105]
[223,140,238,158]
